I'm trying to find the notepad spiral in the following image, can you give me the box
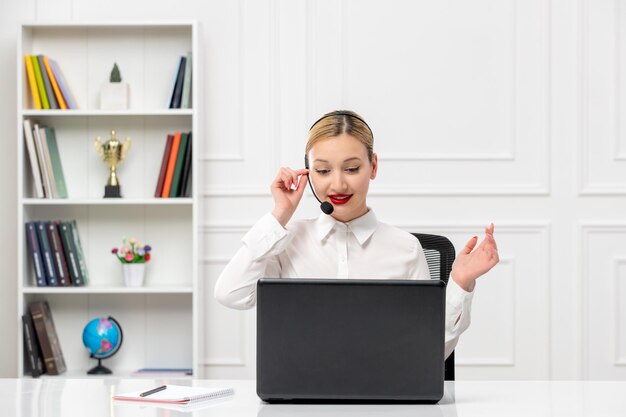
[184,387,234,402]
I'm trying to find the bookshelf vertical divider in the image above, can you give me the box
[16,22,199,378]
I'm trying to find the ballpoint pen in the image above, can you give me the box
[139,385,167,397]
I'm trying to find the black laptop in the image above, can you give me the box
[256,278,446,403]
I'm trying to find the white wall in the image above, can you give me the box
[1,0,625,380]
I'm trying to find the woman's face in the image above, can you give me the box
[308,133,378,223]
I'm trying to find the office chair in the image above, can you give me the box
[412,233,456,381]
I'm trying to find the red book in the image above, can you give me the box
[154,134,174,197]
[161,132,181,198]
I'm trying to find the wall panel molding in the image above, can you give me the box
[580,224,626,379]
[579,0,626,194]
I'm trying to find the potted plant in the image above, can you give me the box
[100,63,129,110]
[112,237,152,287]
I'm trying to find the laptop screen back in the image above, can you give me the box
[256,278,445,403]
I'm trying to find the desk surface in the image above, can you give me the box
[2,378,626,417]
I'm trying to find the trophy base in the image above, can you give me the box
[104,185,122,198]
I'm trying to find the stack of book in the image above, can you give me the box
[22,300,66,377]
[169,53,192,109]
[25,220,89,287]
[24,54,76,110]
[155,132,192,198]
[23,119,67,199]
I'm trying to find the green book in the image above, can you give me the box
[31,55,49,109]
[58,221,84,286]
[44,127,67,198]
[169,132,189,197]
[70,220,89,285]
[37,55,58,109]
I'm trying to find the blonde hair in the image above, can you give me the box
[306,110,374,163]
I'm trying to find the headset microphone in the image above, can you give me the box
[304,157,334,215]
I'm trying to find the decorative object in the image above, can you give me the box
[100,62,129,110]
[112,237,152,287]
[122,263,145,287]
[82,316,123,375]
[94,130,132,198]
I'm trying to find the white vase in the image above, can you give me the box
[122,263,145,287]
[100,82,129,110]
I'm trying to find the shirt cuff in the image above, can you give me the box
[241,212,291,261]
[446,274,474,322]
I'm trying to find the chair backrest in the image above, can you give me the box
[412,233,456,381]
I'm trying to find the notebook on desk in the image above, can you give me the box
[113,384,234,404]
[256,278,446,403]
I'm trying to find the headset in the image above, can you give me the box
[304,111,373,215]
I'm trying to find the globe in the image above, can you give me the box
[82,316,123,374]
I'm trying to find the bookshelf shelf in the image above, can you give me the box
[21,109,194,117]
[22,286,194,294]
[22,198,193,206]
[38,369,194,379]
[17,22,200,379]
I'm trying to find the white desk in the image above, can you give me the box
[2,378,625,416]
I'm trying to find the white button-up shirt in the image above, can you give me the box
[214,209,474,359]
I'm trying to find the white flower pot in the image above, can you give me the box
[100,82,129,110]
[122,263,145,287]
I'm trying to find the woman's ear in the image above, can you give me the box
[370,153,378,180]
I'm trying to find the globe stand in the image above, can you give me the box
[87,358,112,375]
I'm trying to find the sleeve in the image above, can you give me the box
[213,212,293,310]
[408,237,475,359]
[444,276,474,359]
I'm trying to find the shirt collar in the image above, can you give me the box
[315,209,379,246]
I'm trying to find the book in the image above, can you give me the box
[22,314,44,377]
[46,221,71,286]
[131,368,193,377]
[24,222,46,287]
[169,132,189,197]
[184,167,192,197]
[44,127,68,198]
[70,220,89,285]
[48,59,76,109]
[36,221,58,286]
[37,126,58,198]
[169,56,186,109]
[23,119,44,198]
[37,55,58,110]
[179,132,192,197]
[161,132,181,197]
[24,56,42,109]
[28,301,66,375]
[32,123,53,198]
[154,134,173,197]
[181,52,192,109]
[58,221,84,286]
[42,56,67,110]
[113,385,234,404]
[31,56,49,110]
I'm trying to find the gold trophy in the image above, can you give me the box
[94,130,132,198]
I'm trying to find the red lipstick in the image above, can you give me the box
[328,194,352,205]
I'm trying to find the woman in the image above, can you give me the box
[214,110,499,359]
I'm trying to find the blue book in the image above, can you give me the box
[25,222,46,287]
[48,59,76,109]
[36,221,58,286]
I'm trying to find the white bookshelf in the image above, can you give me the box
[16,22,200,378]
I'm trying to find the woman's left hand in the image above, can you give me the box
[451,223,499,292]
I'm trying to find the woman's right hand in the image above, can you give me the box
[270,167,309,227]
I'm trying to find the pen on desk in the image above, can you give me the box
[139,385,167,397]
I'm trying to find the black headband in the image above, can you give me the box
[309,111,373,136]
